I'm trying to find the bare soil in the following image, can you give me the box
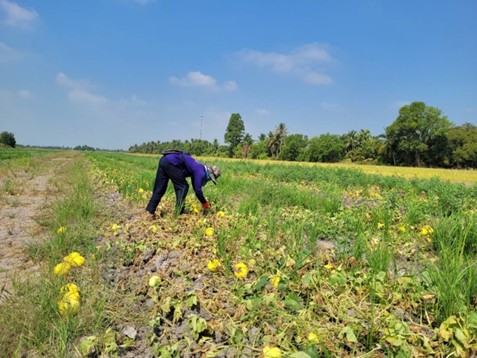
[0,166,56,302]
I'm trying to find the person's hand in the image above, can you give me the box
[202,201,211,209]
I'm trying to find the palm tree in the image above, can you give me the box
[267,123,288,157]
[357,129,372,147]
[343,130,358,153]
[242,133,254,158]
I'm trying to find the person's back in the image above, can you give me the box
[163,152,204,178]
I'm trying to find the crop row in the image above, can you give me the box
[86,151,477,356]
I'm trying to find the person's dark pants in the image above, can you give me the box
[146,156,189,215]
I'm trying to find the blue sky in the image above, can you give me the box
[1,0,476,150]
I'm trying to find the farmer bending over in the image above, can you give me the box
[146,150,221,218]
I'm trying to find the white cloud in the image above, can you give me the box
[239,50,294,73]
[128,95,147,105]
[294,43,332,62]
[68,89,108,105]
[0,42,21,62]
[0,0,38,27]
[56,72,108,106]
[237,42,334,85]
[17,89,32,99]
[170,71,238,91]
[56,72,94,90]
[303,71,333,85]
[170,71,217,88]
[56,72,147,107]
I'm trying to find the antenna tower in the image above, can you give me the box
[200,115,203,140]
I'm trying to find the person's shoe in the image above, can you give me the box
[146,211,157,220]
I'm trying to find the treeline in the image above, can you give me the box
[129,139,224,157]
[20,144,123,152]
[129,102,477,169]
[0,131,124,152]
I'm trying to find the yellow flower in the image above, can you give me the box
[111,223,121,231]
[54,262,72,276]
[233,262,248,279]
[377,222,385,229]
[207,259,222,272]
[324,263,334,270]
[263,345,282,358]
[138,188,144,194]
[365,213,371,220]
[205,227,214,237]
[398,225,406,233]
[148,275,161,287]
[57,226,66,234]
[63,252,86,267]
[308,332,319,343]
[217,211,225,217]
[271,275,280,288]
[419,225,434,236]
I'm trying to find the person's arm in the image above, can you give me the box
[182,155,210,206]
[191,169,207,204]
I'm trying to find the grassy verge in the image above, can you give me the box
[0,152,134,357]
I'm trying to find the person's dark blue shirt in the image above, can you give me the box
[163,153,208,204]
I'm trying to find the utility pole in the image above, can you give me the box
[200,115,203,140]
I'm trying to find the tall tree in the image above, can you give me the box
[224,113,245,157]
[447,123,477,168]
[0,131,16,148]
[241,133,254,158]
[279,134,308,161]
[385,102,452,166]
[267,122,288,157]
[305,134,345,163]
[212,139,220,155]
[249,141,268,159]
[343,129,378,162]
[343,130,358,154]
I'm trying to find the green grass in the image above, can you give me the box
[0,152,129,358]
[88,153,475,356]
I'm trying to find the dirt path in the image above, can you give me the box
[0,159,63,302]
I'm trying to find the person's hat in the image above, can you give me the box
[206,164,221,185]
